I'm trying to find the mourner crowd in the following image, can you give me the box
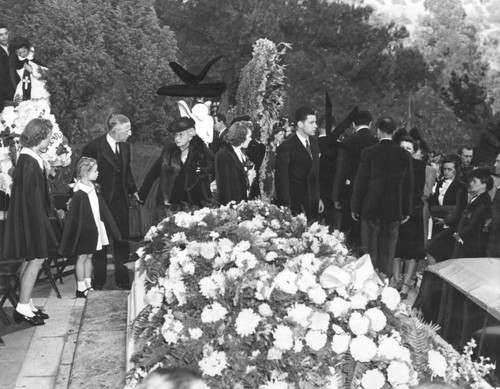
[1,24,499,330]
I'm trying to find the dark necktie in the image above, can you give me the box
[115,143,120,156]
[305,139,312,158]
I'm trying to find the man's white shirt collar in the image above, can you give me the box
[106,133,117,152]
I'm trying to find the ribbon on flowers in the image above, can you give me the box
[320,254,381,291]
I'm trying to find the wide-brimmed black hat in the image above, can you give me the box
[168,117,196,133]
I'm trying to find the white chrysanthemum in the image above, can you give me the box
[387,361,411,385]
[361,369,386,389]
[235,309,261,336]
[348,312,370,335]
[308,311,330,332]
[198,350,228,376]
[171,231,187,242]
[308,284,327,305]
[275,270,298,294]
[146,286,163,308]
[363,281,380,301]
[428,350,447,377]
[258,303,273,317]
[265,251,278,262]
[200,242,217,259]
[217,238,234,254]
[189,327,203,339]
[270,219,281,229]
[377,336,407,360]
[326,297,351,318]
[349,335,377,362]
[300,253,322,273]
[296,272,317,292]
[200,302,228,323]
[267,347,283,360]
[350,294,368,310]
[305,330,327,351]
[199,277,219,299]
[381,287,401,310]
[273,324,294,351]
[287,303,313,327]
[364,308,387,332]
[331,333,351,354]
[259,379,289,389]
[235,251,258,270]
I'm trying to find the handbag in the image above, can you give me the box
[129,198,143,239]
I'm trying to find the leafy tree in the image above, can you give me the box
[18,0,177,142]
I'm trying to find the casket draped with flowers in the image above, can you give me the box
[126,201,494,389]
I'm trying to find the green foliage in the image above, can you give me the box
[17,0,177,142]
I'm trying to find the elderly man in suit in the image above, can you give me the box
[275,106,323,220]
[0,24,14,112]
[351,116,414,278]
[332,110,377,246]
[81,113,139,290]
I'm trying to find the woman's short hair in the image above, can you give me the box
[226,121,252,147]
[19,118,52,148]
[399,135,418,152]
[106,113,130,133]
[440,154,462,178]
[270,126,285,142]
[75,157,97,180]
[9,36,30,53]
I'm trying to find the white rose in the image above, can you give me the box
[275,270,298,294]
[387,361,411,385]
[349,335,377,362]
[348,312,370,335]
[258,303,273,317]
[428,350,447,377]
[305,330,327,351]
[381,287,401,310]
[326,297,351,318]
[364,308,387,332]
[361,369,386,389]
[331,333,351,354]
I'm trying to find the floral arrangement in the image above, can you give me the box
[127,201,495,389]
[0,99,72,178]
[235,38,290,199]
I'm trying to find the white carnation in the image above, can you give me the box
[258,303,273,317]
[235,251,258,270]
[200,302,228,323]
[308,311,330,332]
[198,350,228,376]
[428,350,447,377]
[349,335,378,362]
[273,324,294,351]
[305,330,327,351]
[275,270,298,294]
[308,285,327,304]
[145,286,164,308]
[189,327,203,339]
[331,333,351,354]
[199,277,219,299]
[235,309,261,337]
[350,294,368,310]
[287,303,313,327]
[348,312,370,335]
[361,369,386,389]
[326,297,351,317]
[387,361,411,385]
[200,242,217,259]
[364,308,387,332]
[381,287,401,310]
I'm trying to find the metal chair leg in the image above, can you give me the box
[43,259,61,298]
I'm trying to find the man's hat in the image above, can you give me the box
[168,117,196,133]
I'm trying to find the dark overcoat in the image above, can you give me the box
[215,143,248,205]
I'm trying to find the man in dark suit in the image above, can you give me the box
[487,153,500,256]
[332,110,377,246]
[209,113,227,154]
[275,106,322,220]
[0,24,14,112]
[351,116,413,278]
[81,114,139,290]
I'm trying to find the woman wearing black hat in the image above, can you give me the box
[138,117,214,220]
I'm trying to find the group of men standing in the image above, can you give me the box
[275,106,413,278]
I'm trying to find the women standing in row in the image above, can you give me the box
[3,118,56,325]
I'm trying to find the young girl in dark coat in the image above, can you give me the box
[3,118,57,325]
[59,157,121,297]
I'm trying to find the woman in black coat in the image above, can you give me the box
[3,118,57,325]
[139,117,214,221]
[426,154,468,264]
[214,121,254,205]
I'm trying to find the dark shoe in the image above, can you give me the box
[76,290,88,298]
[13,310,45,326]
[33,309,49,320]
[92,284,104,291]
[116,282,131,290]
